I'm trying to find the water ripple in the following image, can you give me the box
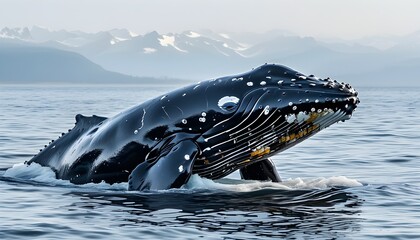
[1,86,420,239]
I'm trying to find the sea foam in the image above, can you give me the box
[4,163,128,190]
[184,174,363,192]
[4,163,362,193]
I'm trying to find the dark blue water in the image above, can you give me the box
[1,85,419,239]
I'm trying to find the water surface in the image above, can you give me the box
[1,85,419,239]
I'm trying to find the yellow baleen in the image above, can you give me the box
[250,146,270,158]
[279,124,319,143]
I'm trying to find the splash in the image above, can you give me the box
[3,163,362,193]
[4,163,127,190]
[183,174,362,192]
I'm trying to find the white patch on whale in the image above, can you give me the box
[286,114,296,123]
[134,108,146,134]
[218,96,240,111]
[263,105,270,115]
[296,112,310,123]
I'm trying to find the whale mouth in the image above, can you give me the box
[282,94,359,130]
[269,92,359,150]
[308,95,359,121]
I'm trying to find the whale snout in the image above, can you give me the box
[319,78,360,116]
[308,78,360,124]
[273,73,360,126]
[296,75,360,115]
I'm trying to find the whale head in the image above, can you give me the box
[191,64,360,178]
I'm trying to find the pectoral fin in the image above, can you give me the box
[128,139,199,191]
[240,158,281,182]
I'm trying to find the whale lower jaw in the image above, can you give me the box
[193,108,353,180]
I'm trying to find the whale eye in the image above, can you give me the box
[218,96,240,112]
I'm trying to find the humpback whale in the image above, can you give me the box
[28,64,359,191]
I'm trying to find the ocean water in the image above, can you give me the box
[0,84,419,239]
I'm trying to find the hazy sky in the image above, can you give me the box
[1,0,420,39]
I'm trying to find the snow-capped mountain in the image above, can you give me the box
[2,26,420,86]
[0,27,253,79]
[0,27,32,40]
[81,30,250,79]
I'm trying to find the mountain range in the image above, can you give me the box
[1,26,420,86]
